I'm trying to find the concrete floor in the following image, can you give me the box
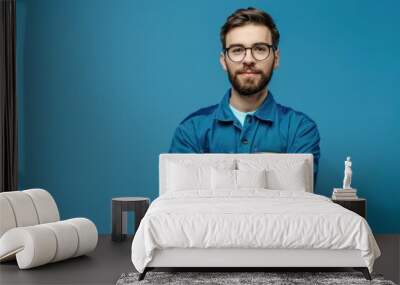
[0,235,399,285]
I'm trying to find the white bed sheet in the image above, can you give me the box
[131,189,380,273]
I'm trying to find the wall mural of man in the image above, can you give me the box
[169,7,320,180]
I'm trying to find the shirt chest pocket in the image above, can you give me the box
[252,130,287,153]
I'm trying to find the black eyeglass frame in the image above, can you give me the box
[223,43,277,62]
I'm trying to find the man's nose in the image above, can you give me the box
[242,49,256,64]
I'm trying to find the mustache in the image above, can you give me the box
[237,69,262,74]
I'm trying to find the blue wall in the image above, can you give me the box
[17,0,400,234]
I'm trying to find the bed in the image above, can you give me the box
[131,153,381,281]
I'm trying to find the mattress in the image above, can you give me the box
[131,189,380,273]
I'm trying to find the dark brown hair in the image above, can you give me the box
[220,7,280,50]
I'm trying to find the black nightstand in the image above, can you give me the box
[332,198,366,218]
[111,197,150,242]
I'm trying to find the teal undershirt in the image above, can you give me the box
[229,104,257,126]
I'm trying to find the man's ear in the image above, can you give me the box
[219,52,227,72]
[273,48,280,69]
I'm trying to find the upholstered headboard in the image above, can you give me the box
[159,153,314,195]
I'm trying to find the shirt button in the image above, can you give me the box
[241,138,248,144]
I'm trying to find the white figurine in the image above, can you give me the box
[342,156,352,189]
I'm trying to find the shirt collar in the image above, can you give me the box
[215,88,276,123]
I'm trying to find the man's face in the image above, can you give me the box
[220,24,280,96]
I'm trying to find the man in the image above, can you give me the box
[169,7,321,180]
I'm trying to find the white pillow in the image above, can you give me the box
[237,158,309,191]
[211,168,267,190]
[167,159,235,191]
[237,169,267,188]
[211,168,236,189]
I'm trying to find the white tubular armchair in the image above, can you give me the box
[0,189,98,269]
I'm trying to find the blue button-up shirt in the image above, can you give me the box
[169,89,321,181]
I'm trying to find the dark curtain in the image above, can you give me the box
[0,0,17,192]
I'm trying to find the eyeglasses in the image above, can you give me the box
[224,43,276,62]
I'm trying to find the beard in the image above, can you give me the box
[227,66,274,96]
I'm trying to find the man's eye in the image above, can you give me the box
[231,47,244,54]
[254,45,268,52]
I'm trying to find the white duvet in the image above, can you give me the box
[131,189,380,273]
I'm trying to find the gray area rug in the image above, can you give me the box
[116,271,396,285]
